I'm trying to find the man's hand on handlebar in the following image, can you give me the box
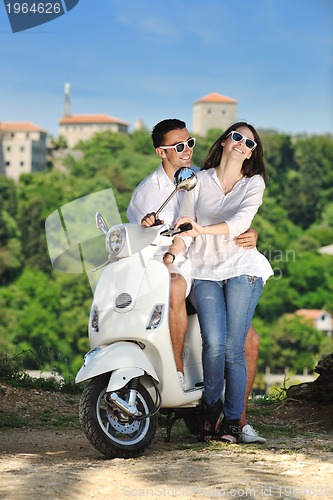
[141,212,164,227]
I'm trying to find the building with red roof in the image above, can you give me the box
[58,113,129,148]
[192,92,238,137]
[296,309,333,335]
[0,122,47,181]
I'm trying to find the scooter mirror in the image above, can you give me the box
[154,168,198,222]
[96,212,109,235]
[173,167,197,191]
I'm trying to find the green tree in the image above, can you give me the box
[73,130,130,177]
[283,135,333,228]
[50,135,68,150]
[18,197,50,273]
[283,171,310,228]
[266,315,322,373]
[286,252,330,306]
[0,176,17,216]
[130,128,152,155]
[295,135,333,207]
[261,133,295,200]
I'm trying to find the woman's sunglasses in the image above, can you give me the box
[160,137,196,153]
[227,131,257,150]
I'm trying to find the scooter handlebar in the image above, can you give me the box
[160,222,193,237]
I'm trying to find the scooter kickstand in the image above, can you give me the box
[164,411,178,443]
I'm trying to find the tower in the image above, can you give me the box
[64,82,71,117]
[193,92,237,137]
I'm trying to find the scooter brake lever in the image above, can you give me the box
[160,222,193,237]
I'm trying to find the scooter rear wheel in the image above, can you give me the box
[79,373,158,459]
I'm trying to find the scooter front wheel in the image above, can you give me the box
[79,373,158,459]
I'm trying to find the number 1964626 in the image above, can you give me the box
[6,2,62,14]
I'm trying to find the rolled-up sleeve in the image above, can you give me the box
[225,176,265,239]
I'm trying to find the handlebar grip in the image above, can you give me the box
[160,222,193,237]
[178,222,193,232]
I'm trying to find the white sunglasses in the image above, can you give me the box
[159,137,196,153]
[227,131,257,150]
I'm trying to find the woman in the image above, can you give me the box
[167,122,273,442]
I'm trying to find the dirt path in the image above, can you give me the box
[1,384,333,499]
[1,426,333,500]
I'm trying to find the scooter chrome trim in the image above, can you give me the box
[107,391,142,417]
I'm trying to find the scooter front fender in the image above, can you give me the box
[75,342,159,386]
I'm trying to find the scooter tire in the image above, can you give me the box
[79,373,158,459]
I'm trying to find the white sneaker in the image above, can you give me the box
[177,371,185,389]
[239,424,266,444]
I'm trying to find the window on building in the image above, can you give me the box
[5,161,10,166]
[207,109,211,114]
[20,161,24,167]
[6,146,11,151]
[20,146,25,152]
[26,133,30,138]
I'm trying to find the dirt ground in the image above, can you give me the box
[1,383,333,500]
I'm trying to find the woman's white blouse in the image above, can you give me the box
[179,169,274,284]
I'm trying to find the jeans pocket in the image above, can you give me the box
[247,275,260,284]
[247,276,263,297]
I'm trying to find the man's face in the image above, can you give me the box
[156,128,194,170]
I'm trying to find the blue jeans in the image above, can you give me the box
[193,275,263,421]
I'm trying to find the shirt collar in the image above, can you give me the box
[210,168,247,194]
[156,163,174,190]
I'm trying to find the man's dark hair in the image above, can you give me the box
[152,119,186,148]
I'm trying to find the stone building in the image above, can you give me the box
[192,92,237,137]
[58,114,129,148]
[0,122,47,182]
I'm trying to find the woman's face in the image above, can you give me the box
[222,126,256,161]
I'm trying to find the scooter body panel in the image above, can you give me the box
[89,258,171,345]
[75,342,159,384]
[85,253,204,407]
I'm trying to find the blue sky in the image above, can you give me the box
[0,0,332,136]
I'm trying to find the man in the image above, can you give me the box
[127,119,265,443]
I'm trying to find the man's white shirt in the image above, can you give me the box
[126,163,197,296]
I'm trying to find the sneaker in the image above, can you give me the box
[177,371,185,389]
[239,424,266,444]
[214,418,240,443]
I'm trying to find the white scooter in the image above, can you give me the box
[46,168,204,459]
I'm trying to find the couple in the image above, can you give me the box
[127,119,273,444]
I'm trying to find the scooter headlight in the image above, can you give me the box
[106,224,126,255]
